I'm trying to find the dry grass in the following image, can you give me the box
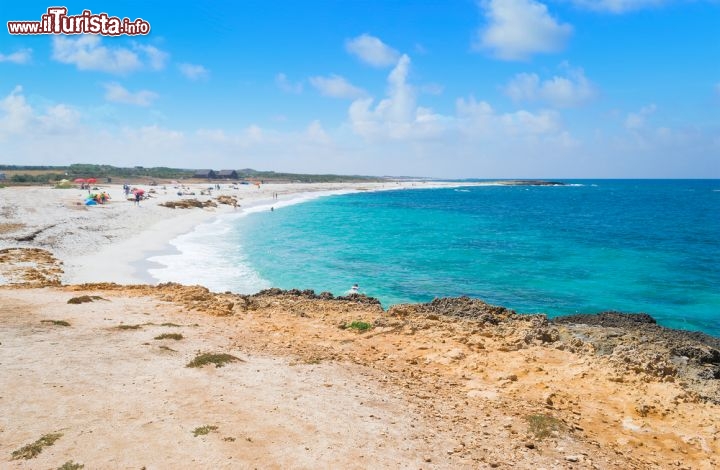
[11,432,62,460]
[41,319,71,327]
[154,333,183,340]
[525,414,566,439]
[57,461,84,469]
[186,352,242,368]
[192,425,218,437]
[67,295,106,304]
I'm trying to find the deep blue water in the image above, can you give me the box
[159,180,720,336]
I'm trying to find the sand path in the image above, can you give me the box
[0,288,463,469]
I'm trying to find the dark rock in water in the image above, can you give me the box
[255,287,380,306]
[553,311,657,328]
[498,180,566,186]
[698,367,720,380]
[335,293,382,306]
[415,296,517,322]
[673,346,720,365]
[552,309,720,401]
[257,287,284,296]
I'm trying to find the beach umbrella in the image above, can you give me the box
[73,178,86,183]
[132,188,145,194]
[86,178,97,184]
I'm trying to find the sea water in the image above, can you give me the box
[150,180,720,337]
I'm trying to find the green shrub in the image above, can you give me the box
[346,321,372,331]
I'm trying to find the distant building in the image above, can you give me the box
[192,169,216,179]
[216,169,239,180]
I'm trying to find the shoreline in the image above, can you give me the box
[90,181,490,286]
[0,181,485,287]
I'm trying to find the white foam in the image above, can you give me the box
[147,189,365,293]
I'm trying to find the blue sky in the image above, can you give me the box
[1,0,718,177]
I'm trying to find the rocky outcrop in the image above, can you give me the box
[159,199,217,209]
[256,287,382,306]
[553,311,720,402]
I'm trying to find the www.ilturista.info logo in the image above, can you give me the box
[7,7,150,36]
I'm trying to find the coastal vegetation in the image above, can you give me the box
[154,333,184,340]
[67,295,105,304]
[345,320,373,331]
[192,425,219,437]
[11,432,63,460]
[0,164,380,184]
[57,461,84,470]
[186,352,242,368]
[41,319,71,326]
[525,414,566,440]
[114,324,142,330]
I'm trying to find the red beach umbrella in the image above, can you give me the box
[73,178,86,183]
[86,178,97,184]
[132,188,145,194]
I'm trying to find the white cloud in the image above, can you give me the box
[345,34,400,67]
[309,75,366,99]
[134,44,169,70]
[348,54,563,144]
[0,86,79,138]
[349,55,445,140]
[51,36,168,74]
[625,104,657,130]
[104,83,158,106]
[179,63,209,81]
[456,96,562,136]
[3,84,716,178]
[504,65,596,107]
[275,73,303,93]
[475,0,573,60]
[305,120,331,144]
[0,48,32,64]
[122,125,184,146]
[569,0,667,13]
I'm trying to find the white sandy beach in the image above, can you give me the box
[0,181,476,287]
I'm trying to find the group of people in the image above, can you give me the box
[85,191,110,205]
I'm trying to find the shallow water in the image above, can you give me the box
[154,180,720,337]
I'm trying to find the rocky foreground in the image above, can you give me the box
[1,248,719,469]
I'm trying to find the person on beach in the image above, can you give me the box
[134,192,141,206]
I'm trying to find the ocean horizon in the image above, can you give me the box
[149,179,720,337]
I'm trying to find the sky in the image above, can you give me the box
[1,0,718,178]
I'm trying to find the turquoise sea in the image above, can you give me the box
[150,180,720,337]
